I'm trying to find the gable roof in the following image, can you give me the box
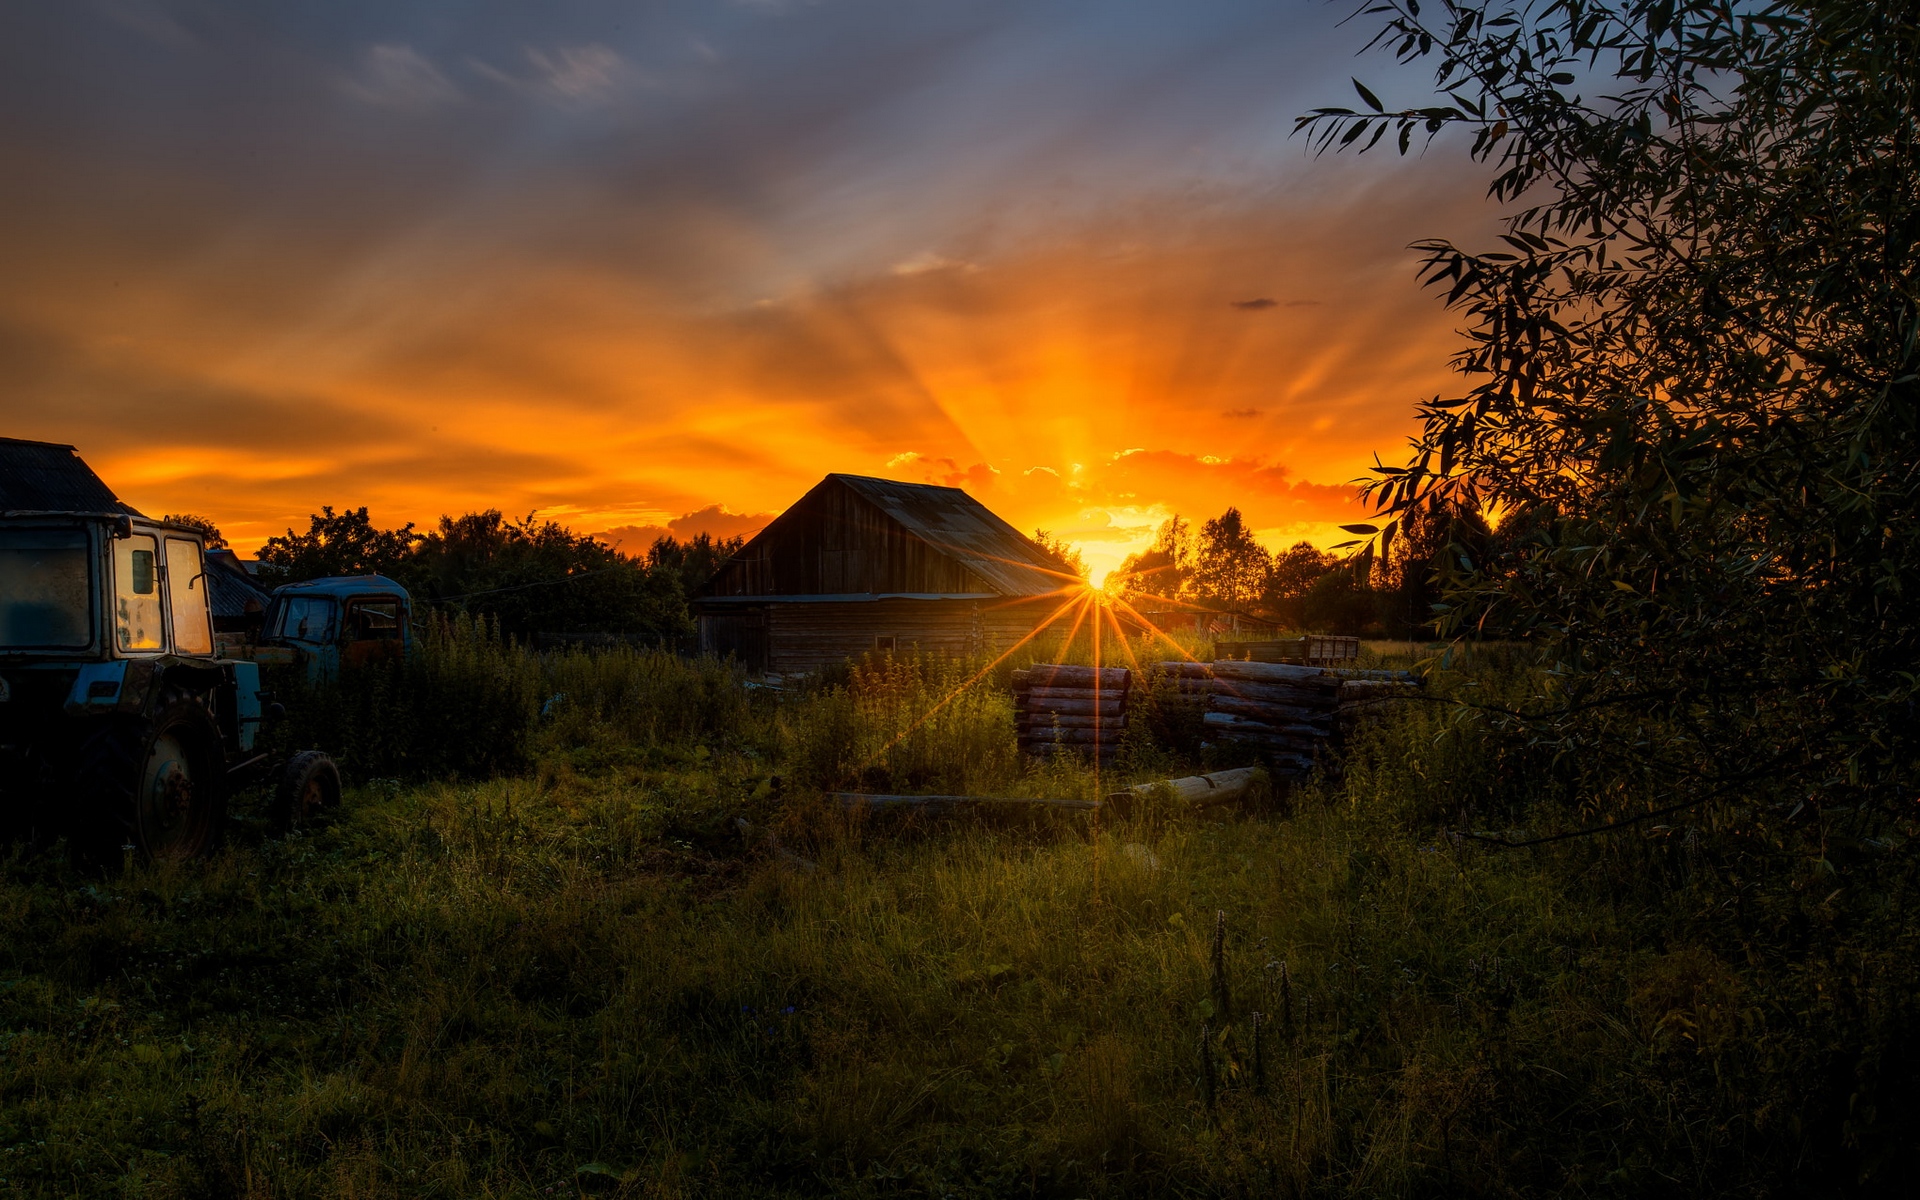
[827,474,1068,596]
[698,474,1076,600]
[0,438,143,517]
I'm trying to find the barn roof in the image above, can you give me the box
[828,474,1068,596]
[0,438,142,516]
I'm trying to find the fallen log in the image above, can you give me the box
[833,792,1101,812]
[1108,765,1266,809]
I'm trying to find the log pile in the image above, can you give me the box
[1012,665,1132,761]
[1201,660,1341,776]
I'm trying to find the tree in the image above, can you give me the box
[1304,0,1920,822]
[410,511,689,643]
[161,513,227,550]
[1114,516,1194,600]
[648,532,746,597]
[257,506,417,582]
[1192,508,1271,609]
[1264,540,1337,627]
[1030,530,1088,580]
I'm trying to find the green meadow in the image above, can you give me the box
[2,637,1913,1197]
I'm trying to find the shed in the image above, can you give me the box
[692,474,1080,674]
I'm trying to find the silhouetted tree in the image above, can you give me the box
[647,532,746,596]
[161,513,228,550]
[1192,508,1271,609]
[1115,516,1194,601]
[257,506,418,582]
[1030,530,1089,580]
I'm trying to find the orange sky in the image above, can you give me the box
[0,1,1488,582]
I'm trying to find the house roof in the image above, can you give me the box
[0,438,142,517]
[204,549,274,618]
[827,474,1070,596]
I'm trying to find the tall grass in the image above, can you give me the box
[6,638,1912,1195]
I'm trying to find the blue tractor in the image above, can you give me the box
[0,438,408,861]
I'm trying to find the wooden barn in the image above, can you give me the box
[692,474,1078,675]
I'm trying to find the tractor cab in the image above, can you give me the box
[252,575,412,682]
[1,437,343,862]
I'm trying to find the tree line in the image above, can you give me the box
[1110,502,1510,637]
[206,506,745,644]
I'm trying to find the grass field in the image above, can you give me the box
[1,639,1913,1197]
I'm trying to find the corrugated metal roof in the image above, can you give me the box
[0,438,141,516]
[204,549,273,619]
[830,474,1071,597]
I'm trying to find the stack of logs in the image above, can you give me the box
[1193,660,1341,776]
[1151,660,1423,776]
[1012,661,1422,772]
[1012,665,1131,762]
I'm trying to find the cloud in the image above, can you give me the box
[344,44,462,110]
[472,44,639,107]
[1231,297,1276,309]
[592,503,774,553]
[1222,408,1263,418]
[892,251,978,276]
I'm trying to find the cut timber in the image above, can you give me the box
[1109,766,1267,809]
[1211,661,1339,688]
[834,792,1101,812]
[1026,665,1131,689]
[1205,702,1328,729]
[1210,679,1341,707]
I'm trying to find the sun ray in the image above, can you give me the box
[858,586,1094,769]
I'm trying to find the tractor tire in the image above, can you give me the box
[73,699,227,865]
[275,751,341,831]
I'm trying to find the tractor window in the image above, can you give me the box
[115,534,164,651]
[165,538,213,656]
[274,596,336,643]
[0,529,92,649]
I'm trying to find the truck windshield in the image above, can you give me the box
[0,529,92,649]
[274,595,336,643]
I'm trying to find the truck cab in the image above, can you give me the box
[246,575,412,682]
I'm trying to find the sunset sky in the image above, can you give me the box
[1,0,1494,582]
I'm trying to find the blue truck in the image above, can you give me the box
[0,438,409,862]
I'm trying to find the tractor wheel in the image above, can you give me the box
[74,699,227,865]
[275,751,341,831]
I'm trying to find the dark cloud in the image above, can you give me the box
[1231,298,1277,309]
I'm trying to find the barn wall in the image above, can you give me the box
[703,479,990,597]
